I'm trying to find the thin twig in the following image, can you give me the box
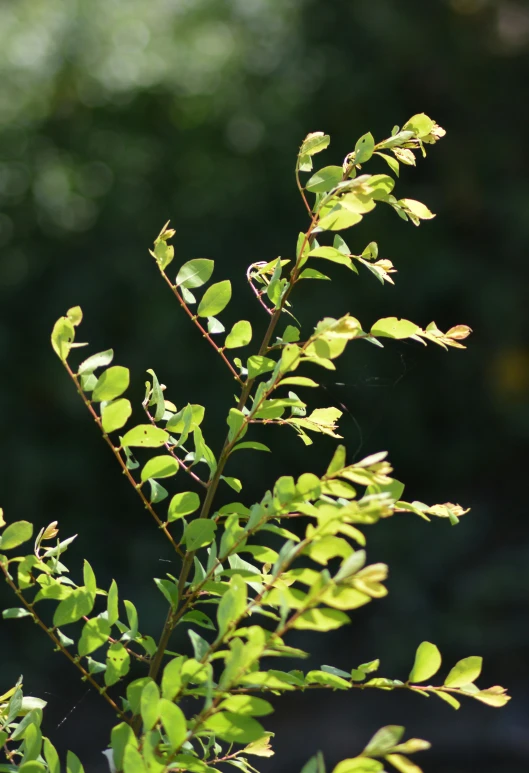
[246,263,274,316]
[296,161,313,216]
[142,404,207,489]
[63,363,184,559]
[147,164,324,690]
[0,560,130,724]
[156,267,243,384]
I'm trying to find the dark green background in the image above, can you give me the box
[1,1,528,770]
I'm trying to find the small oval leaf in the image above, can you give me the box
[92,366,130,402]
[0,521,33,550]
[408,641,442,683]
[176,259,214,289]
[197,280,232,318]
[121,425,169,448]
[101,398,132,433]
[444,656,482,688]
[168,492,201,521]
[225,320,252,349]
[140,456,179,482]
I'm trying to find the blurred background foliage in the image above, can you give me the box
[1,0,528,770]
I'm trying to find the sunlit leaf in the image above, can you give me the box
[408,642,442,683]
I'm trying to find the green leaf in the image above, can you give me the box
[306,670,352,690]
[188,629,209,660]
[176,259,214,289]
[282,325,300,343]
[121,425,169,448]
[140,680,160,731]
[247,355,276,379]
[432,690,461,709]
[375,151,399,176]
[292,608,349,631]
[86,657,106,674]
[217,574,247,636]
[153,239,174,270]
[43,739,60,773]
[301,752,326,773]
[78,617,111,656]
[2,608,32,619]
[221,476,242,493]
[444,656,482,688]
[471,686,510,707]
[227,408,246,443]
[279,377,318,387]
[51,316,75,361]
[403,113,435,138]
[308,247,353,266]
[123,745,148,773]
[107,580,119,625]
[169,756,212,772]
[318,204,363,232]
[197,280,232,317]
[300,132,330,158]
[391,739,431,755]
[154,578,179,607]
[127,677,153,714]
[123,600,139,640]
[78,349,114,375]
[149,479,168,503]
[219,695,273,717]
[332,760,384,773]
[110,723,137,773]
[355,132,375,164]
[166,404,204,434]
[207,317,225,335]
[385,754,423,773]
[232,441,270,453]
[299,268,331,280]
[399,198,435,220]
[181,610,215,630]
[146,368,165,421]
[168,491,201,521]
[159,698,187,751]
[225,320,252,349]
[53,589,94,627]
[83,560,97,599]
[363,725,405,756]
[306,165,343,193]
[101,398,132,433]
[184,520,217,551]
[0,521,33,550]
[161,659,184,701]
[367,174,395,199]
[370,318,420,339]
[140,455,179,482]
[92,366,129,402]
[408,642,442,683]
[326,444,346,475]
[203,712,264,744]
[18,764,47,773]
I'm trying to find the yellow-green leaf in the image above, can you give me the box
[121,425,169,448]
[370,317,420,339]
[197,280,232,317]
[140,456,179,482]
[444,656,482,688]
[0,520,33,550]
[408,642,441,683]
[92,366,130,402]
[101,398,132,433]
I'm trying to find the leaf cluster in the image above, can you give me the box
[1,114,507,773]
